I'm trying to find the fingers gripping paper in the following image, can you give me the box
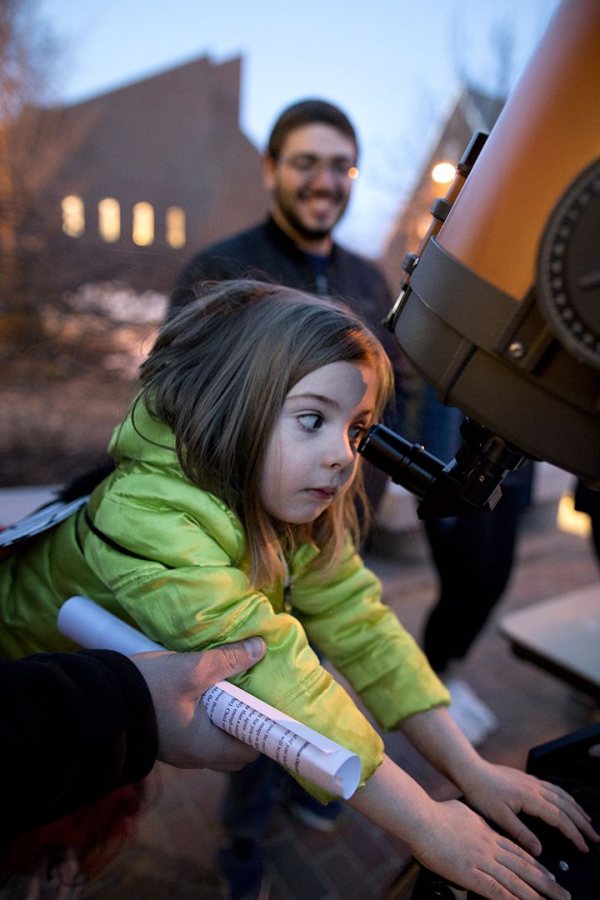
[57,596,361,799]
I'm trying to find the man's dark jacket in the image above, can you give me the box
[1,650,157,842]
[169,216,402,387]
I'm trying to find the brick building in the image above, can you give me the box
[15,54,267,296]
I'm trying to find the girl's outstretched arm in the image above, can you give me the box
[348,754,570,900]
[399,706,600,856]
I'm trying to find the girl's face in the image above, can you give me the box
[260,361,378,525]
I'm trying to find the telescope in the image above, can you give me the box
[359,0,600,519]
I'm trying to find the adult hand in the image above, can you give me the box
[130,637,266,770]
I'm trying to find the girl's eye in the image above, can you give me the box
[298,413,323,431]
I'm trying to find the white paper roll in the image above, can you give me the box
[57,595,361,798]
[58,595,162,654]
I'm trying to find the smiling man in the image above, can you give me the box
[261,117,357,255]
[169,99,401,422]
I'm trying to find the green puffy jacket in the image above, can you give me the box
[0,400,449,796]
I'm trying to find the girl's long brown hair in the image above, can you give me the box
[139,280,393,586]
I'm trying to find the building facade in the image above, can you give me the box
[18,55,267,296]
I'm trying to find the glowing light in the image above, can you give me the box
[166,206,186,248]
[556,492,591,537]
[62,195,84,237]
[133,202,154,246]
[348,166,359,180]
[98,197,121,242]
[431,162,455,184]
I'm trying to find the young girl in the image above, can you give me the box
[0,280,595,898]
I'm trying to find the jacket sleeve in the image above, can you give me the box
[290,537,450,729]
[0,650,157,841]
[82,494,386,799]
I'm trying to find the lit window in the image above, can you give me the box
[166,206,186,248]
[62,195,85,237]
[133,202,154,246]
[98,197,121,242]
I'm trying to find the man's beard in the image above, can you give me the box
[275,186,349,243]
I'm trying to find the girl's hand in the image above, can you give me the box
[413,798,569,900]
[458,760,599,857]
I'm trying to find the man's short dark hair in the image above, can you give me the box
[266,99,359,161]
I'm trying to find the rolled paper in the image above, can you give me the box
[58,596,361,798]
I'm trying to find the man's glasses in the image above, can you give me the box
[278,154,359,180]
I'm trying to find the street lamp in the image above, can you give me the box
[431,161,455,184]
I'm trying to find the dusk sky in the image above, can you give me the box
[37,0,561,255]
